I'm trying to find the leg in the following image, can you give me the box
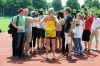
[46,38,50,58]
[84,41,87,49]
[78,38,82,52]
[62,32,65,53]
[41,38,44,48]
[19,33,25,57]
[12,34,17,56]
[37,38,40,49]
[89,31,95,49]
[65,33,71,56]
[16,33,21,57]
[58,37,62,49]
[74,38,80,53]
[55,37,57,49]
[95,30,99,49]
[51,38,56,57]
[66,44,69,54]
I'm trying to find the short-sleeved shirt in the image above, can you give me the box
[64,15,73,33]
[39,15,46,29]
[37,22,42,28]
[32,22,37,27]
[13,15,26,33]
[74,20,83,38]
[32,17,37,27]
[92,18,100,30]
[84,16,93,30]
[42,22,46,29]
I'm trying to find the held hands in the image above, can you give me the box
[17,27,23,31]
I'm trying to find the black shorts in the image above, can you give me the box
[82,30,91,41]
[36,28,42,38]
[41,29,45,38]
[56,31,61,38]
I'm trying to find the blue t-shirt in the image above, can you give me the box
[64,15,73,33]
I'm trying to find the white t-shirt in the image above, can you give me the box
[74,20,83,38]
[37,22,42,28]
[92,18,100,30]
[32,22,37,27]
[42,22,46,29]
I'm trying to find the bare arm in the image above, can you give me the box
[54,16,59,24]
[27,17,40,23]
[12,22,19,30]
[60,19,65,25]
[39,16,46,26]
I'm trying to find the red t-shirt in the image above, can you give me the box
[84,16,93,30]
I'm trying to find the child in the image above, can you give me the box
[73,13,83,55]
[82,12,93,52]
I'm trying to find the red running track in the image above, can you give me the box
[0,32,100,66]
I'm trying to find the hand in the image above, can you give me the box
[68,32,71,36]
[43,28,46,30]
[36,17,40,22]
[18,27,23,31]
[54,28,57,31]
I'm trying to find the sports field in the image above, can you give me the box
[0,17,100,66]
[0,17,12,32]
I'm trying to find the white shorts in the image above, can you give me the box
[65,33,71,44]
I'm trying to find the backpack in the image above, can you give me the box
[8,16,19,34]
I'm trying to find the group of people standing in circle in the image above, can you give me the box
[10,7,100,60]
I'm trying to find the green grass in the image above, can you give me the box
[0,17,12,32]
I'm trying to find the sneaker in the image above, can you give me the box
[52,55,56,59]
[80,53,84,56]
[15,56,22,59]
[57,48,62,51]
[67,53,72,57]
[95,48,98,50]
[46,54,48,59]
[95,47,98,50]
[27,51,31,56]
[77,53,80,56]
[87,49,90,52]
[84,48,88,52]
[35,47,40,52]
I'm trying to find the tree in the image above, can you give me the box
[66,0,80,10]
[92,0,100,8]
[0,0,4,16]
[19,0,32,8]
[47,2,53,9]
[52,0,62,11]
[84,0,93,8]
[32,0,47,11]
[3,0,32,16]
